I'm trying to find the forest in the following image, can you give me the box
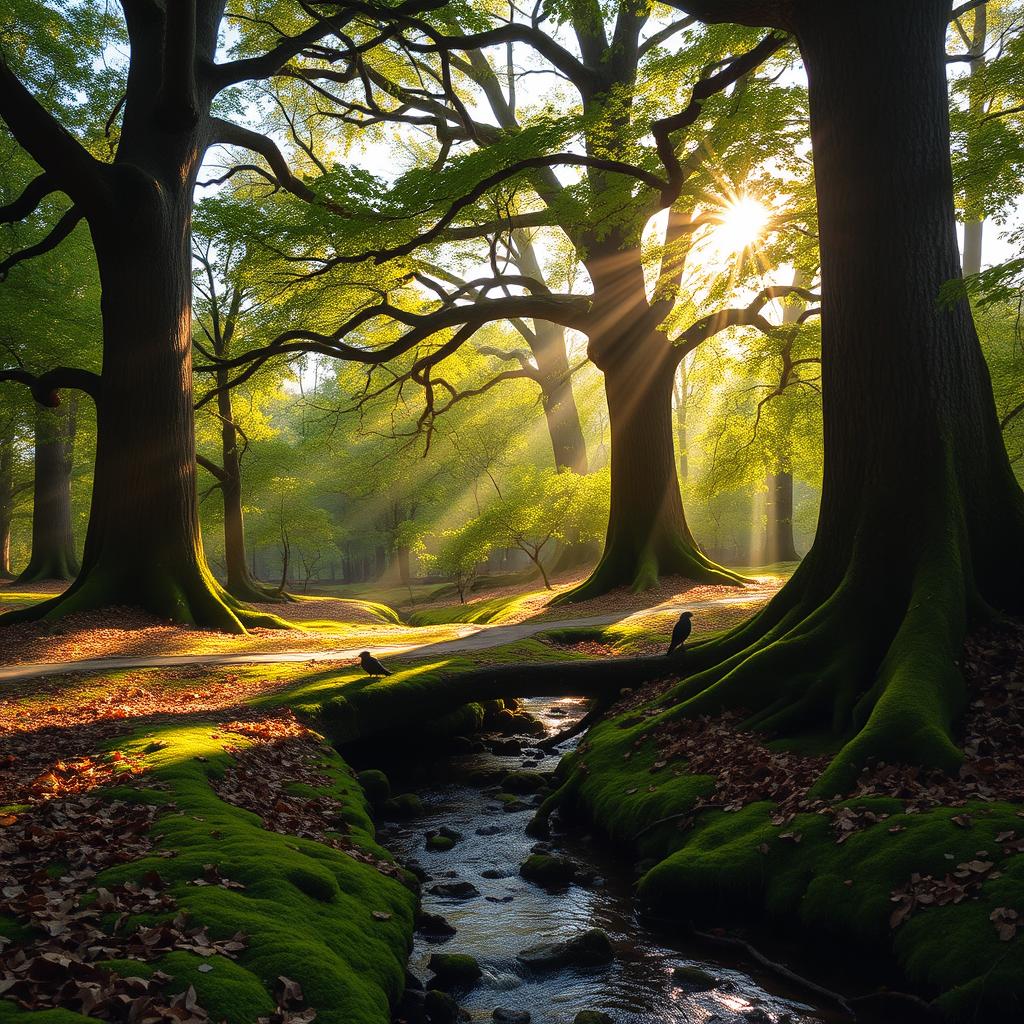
[0,1,1023,1022]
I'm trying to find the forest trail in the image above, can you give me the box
[0,592,766,683]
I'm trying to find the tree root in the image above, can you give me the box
[553,535,747,605]
[0,559,293,633]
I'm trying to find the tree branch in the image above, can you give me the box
[0,206,84,281]
[332,153,666,267]
[209,118,348,215]
[0,174,60,224]
[0,54,103,205]
[0,365,100,405]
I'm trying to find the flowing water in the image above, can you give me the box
[375,697,854,1024]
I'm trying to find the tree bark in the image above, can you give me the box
[0,13,287,631]
[763,470,799,563]
[961,2,987,276]
[512,236,589,475]
[213,368,287,603]
[558,304,745,602]
[17,402,79,582]
[0,439,16,579]
[654,0,1024,793]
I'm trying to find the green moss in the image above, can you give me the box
[31,720,418,1024]
[356,769,391,805]
[567,699,1024,1023]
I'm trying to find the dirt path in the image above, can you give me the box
[0,593,766,684]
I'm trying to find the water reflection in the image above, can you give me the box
[380,697,835,1024]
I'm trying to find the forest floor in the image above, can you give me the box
[0,589,1022,1021]
[0,570,787,670]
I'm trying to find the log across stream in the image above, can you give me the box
[359,697,874,1024]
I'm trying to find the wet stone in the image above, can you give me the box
[427,953,482,988]
[517,928,615,970]
[493,1009,531,1024]
[424,989,460,1024]
[417,912,457,937]
[671,965,720,990]
[429,880,480,899]
[573,1013,614,1024]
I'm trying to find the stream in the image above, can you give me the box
[372,697,860,1024]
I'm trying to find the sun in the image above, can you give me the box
[715,196,771,252]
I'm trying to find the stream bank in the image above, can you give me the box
[357,697,865,1024]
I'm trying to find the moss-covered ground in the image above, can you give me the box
[3,605,1021,1022]
[547,663,1024,1022]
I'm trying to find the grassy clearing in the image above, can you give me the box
[407,590,544,626]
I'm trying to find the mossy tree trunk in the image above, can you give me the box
[17,401,79,582]
[660,0,1024,793]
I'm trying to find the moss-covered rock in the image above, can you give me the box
[424,989,460,1023]
[381,793,425,820]
[670,965,719,990]
[426,953,482,988]
[356,769,391,805]
[519,854,577,888]
[501,771,548,794]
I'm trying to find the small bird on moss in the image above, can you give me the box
[666,611,693,657]
[359,650,391,676]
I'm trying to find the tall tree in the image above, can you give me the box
[0,0,444,630]
[664,0,1024,793]
[216,7,808,599]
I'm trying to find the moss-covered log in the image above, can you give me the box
[318,655,681,746]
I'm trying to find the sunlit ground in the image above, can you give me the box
[0,566,793,666]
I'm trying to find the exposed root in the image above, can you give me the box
[0,560,293,634]
[554,535,747,605]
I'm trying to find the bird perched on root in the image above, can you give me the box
[358,650,391,676]
[666,611,693,657]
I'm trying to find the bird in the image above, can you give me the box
[358,650,391,676]
[666,611,693,657]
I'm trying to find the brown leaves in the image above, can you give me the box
[256,976,316,1024]
[889,857,1003,930]
[990,907,1020,942]
[211,713,403,883]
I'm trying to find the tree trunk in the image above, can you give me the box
[17,402,79,582]
[214,368,288,604]
[4,169,284,630]
[763,470,799,563]
[661,0,1024,793]
[0,439,15,579]
[558,321,745,602]
[512,237,590,475]
[961,2,987,276]
[674,360,688,482]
